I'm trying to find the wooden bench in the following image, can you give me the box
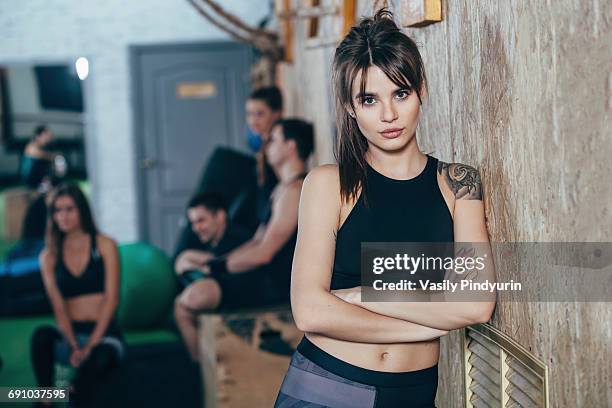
[197,305,302,408]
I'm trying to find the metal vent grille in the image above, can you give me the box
[467,330,501,407]
[463,324,549,408]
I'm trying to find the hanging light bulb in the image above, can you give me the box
[75,57,89,80]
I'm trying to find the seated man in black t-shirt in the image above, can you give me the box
[173,192,250,287]
[173,192,250,362]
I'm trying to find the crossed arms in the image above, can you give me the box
[291,163,496,344]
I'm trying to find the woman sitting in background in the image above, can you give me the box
[31,183,123,405]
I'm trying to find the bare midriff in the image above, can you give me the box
[305,333,439,372]
[66,293,106,321]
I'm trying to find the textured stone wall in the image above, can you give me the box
[399,2,611,406]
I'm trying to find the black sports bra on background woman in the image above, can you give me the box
[55,234,105,299]
[332,154,454,290]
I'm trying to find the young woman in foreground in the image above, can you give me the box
[275,10,495,408]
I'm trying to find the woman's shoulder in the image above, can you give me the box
[302,164,340,201]
[434,156,479,172]
[39,247,57,273]
[304,164,340,187]
[39,247,52,262]
[95,234,118,254]
[434,158,482,200]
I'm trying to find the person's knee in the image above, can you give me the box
[177,281,221,311]
[86,344,119,373]
[174,296,193,320]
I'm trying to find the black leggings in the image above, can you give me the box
[31,322,123,403]
[275,336,438,408]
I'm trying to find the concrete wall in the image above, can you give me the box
[0,0,270,240]
[284,0,611,406]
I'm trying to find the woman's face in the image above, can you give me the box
[350,65,422,154]
[52,195,81,233]
[245,99,281,141]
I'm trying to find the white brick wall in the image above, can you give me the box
[0,0,269,241]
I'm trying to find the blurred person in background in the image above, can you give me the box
[173,86,284,248]
[173,192,250,287]
[174,118,314,362]
[19,125,68,245]
[21,125,64,191]
[31,183,123,406]
[246,86,283,209]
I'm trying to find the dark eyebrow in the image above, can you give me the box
[354,86,412,99]
[354,92,377,100]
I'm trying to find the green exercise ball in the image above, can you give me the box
[116,242,178,329]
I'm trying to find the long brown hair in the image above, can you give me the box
[332,9,427,203]
[45,183,98,257]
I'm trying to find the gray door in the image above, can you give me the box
[131,42,252,254]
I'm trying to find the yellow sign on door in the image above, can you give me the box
[176,82,217,99]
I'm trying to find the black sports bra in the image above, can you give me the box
[331,155,454,290]
[55,234,105,299]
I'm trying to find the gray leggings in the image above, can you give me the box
[275,337,438,408]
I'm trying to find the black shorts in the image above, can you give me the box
[275,336,438,408]
[182,269,289,311]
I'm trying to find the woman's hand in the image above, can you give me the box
[69,348,86,367]
[69,345,93,367]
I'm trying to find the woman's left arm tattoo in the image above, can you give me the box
[437,162,483,200]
